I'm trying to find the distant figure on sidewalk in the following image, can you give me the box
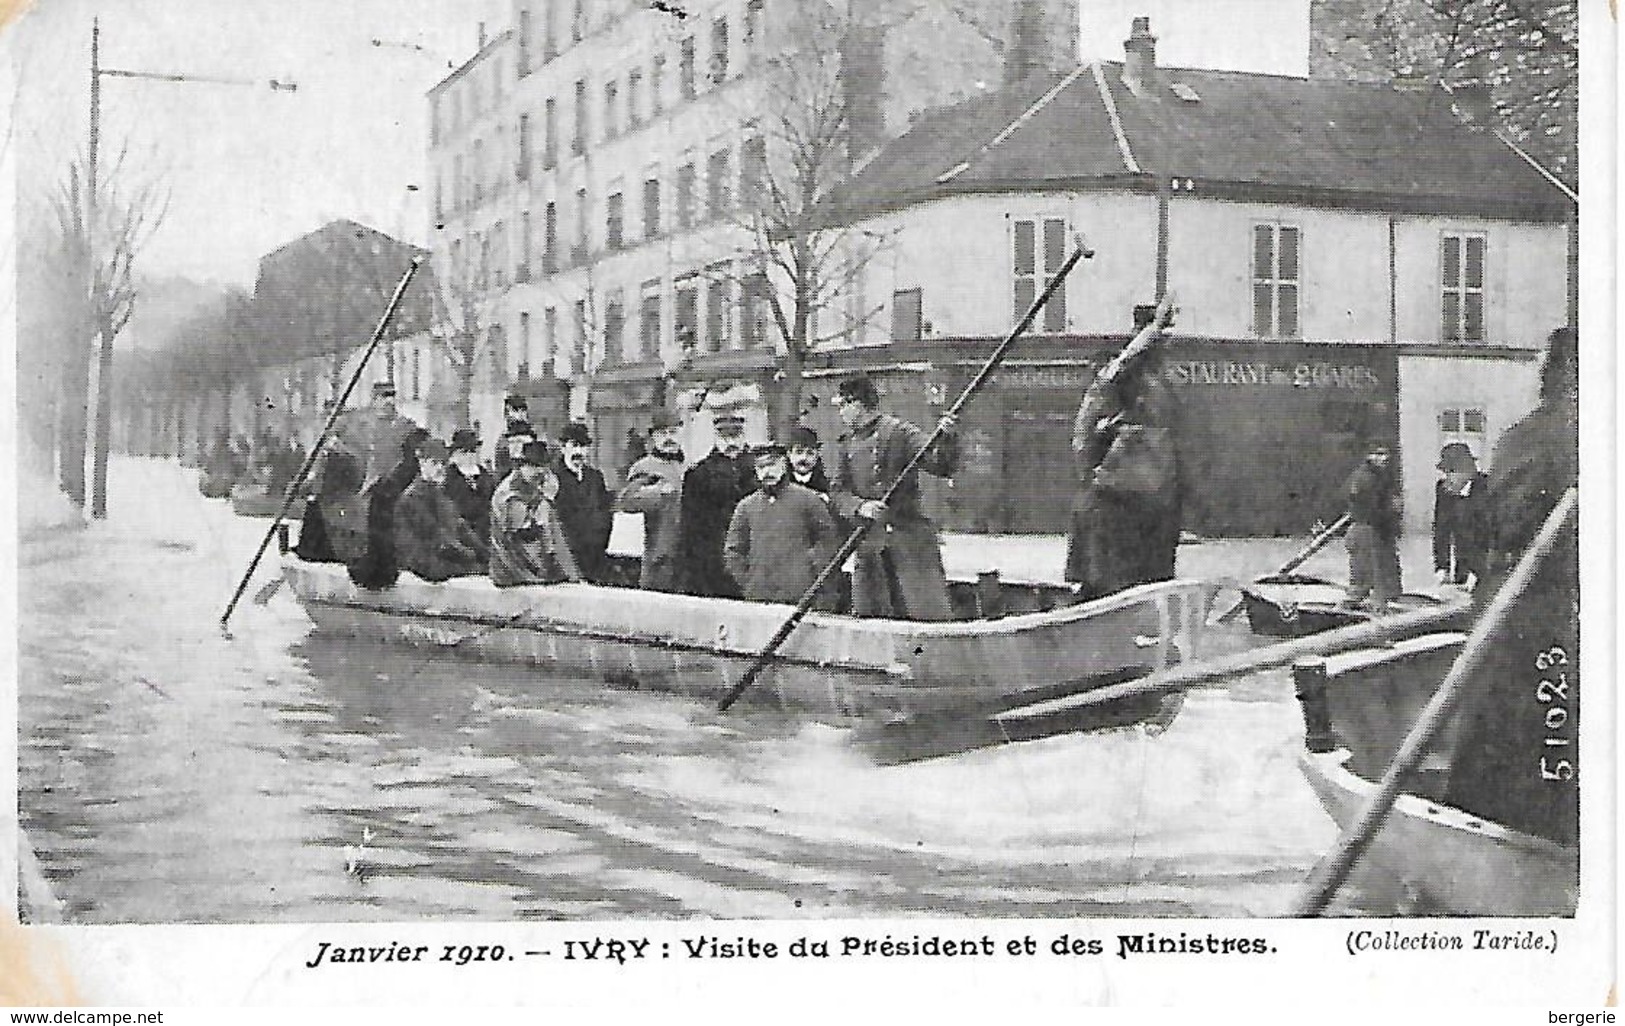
[829,373,959,620]
[618,410,687,592]
[1342,438,1402,609]
[1064,359,1181,600]
[489,440,582,587]
[725,443,842,606]
[1432,441,1489,588]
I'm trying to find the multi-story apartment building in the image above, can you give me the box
[427,0,1081,475]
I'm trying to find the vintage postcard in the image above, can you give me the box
[2,0,1613,1015]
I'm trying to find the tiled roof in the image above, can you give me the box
[829,62,1571,222]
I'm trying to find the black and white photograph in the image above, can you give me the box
[2,0,1611,1013]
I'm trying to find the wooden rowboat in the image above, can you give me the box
[1243,574,1450,637]
[1293,635,1579,915]
[282,553,1213,723]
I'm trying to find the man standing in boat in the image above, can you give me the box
[553,421,614,583]
[1064,357,1181,599]
[724,442,843,607]
[678,409,757,598]
[489,440,582,587]
[393,438,485,582]
[617,410,687,592]
[1341,437,1403,610]
[443,428,494,562]
[829,373,959,620]
[1444,325,1579,848]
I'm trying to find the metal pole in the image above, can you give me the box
[87,17,108,517]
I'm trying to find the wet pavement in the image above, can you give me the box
[17,457,1430,924]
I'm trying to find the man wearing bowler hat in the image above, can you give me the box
[786,424,830,495]
[554,421,614,582]
[678,407,757,597]
[1432,441,1489,588]
[489,439,582,586]
[724,442,842,606]
[443,428,494,560]
[617,409,687,591]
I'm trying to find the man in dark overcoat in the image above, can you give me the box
[828,374,959,620]
[553,421,614,582]
[724,443,843,606]
[394,438,485,581]
[1432,441,1490,587]
[1342,438,1403,609]
[443,428,494,560]
[678,409,757,598]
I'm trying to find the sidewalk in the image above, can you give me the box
[609,513,1443,595]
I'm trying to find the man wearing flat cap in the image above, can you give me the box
[725,442,842,606]
[489,439,582,586]
[618,409,687,591]
[678,407,757,597]
[554,421,614,582]
[394,437,485,582]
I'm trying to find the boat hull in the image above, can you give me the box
[1244,575,1447,637]
[284,557,1212,722]
[1300,749,1578,916]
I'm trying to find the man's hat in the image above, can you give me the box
[371,381,397,398]
[1437,441,1477,472]
[786,425,820,450]
[559,421,592,446]
[836,373,879,408]
[417,438,450,462]
[750,441,787,459]
[518,440,552,465]
[649,409,681,432]
[713,410,747,436]
[450,428,480,453]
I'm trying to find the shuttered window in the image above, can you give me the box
[1252,223,1300,337]
[1013,217,1067,331]
[1442,233,1486,343]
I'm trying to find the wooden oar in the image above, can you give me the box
[716,236,1112,713]
[1290,485,1577,917]
[219,257,424,631]
[994,596,1472,724]
[1210,513,1354,624]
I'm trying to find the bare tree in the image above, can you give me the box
[47,142,169,512]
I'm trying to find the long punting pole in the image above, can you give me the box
[219,257,424,630]
[1290,485,1578,916]
[719,241,1175,714]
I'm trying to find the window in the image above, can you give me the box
[707,148,730,219]
[543,97,558,168]
[519,209,532,280]
[518,8,532,75]
[571,0,585,43]
[679,36,696,99]
[544,306,558,373]
[676,162,696,229]
[892,288,923,341]
[543,201,558,273]
[710,16,729,83]
[706,266,731,350]
[739,134,766,210]
[651,53,665,115]
[603,79,619,139]
[675,277,698,353]
[430,96,442,145]
[573,298,588,371]
[1442,233,1486,343]
[573,80,589,156]
[604,290,625,365]
[541,0,557,60]
[606,190,624,250]
[745,0,762,47]
[628,68,644,128]
[1252,223,1300,337]
[479,231,491,290]
[491,221,506,288]
[643,175,660,238]
[410,344,422,400]
[519,312,532,375]
[472,139,485,205]
[573,186,588,261]
[743,272,772,347]
[1013,217,1068,332]
[517,114,532,180]
[639,280,661,361]
[433,175,443,220]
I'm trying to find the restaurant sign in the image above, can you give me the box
[1163,360,1382,391]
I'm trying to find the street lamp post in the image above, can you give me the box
[84,16,296,518]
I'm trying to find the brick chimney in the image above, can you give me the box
[1004,0,1046,88]
[1122,15,1158,95]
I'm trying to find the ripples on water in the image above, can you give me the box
[19,459,1360,924]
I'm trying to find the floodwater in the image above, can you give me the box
[18,457,1367,924]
